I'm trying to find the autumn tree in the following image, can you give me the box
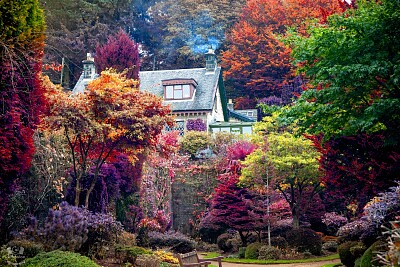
[44,71,174,209]
[95,30,140,80]
[0,0,46,225]
[222,0,346,101]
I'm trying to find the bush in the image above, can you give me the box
[270,236,288,249]
[258,246,281,260]
[115,246,152,264]
[19,202,122,258]
[179,131,212,158]
[360,240,386,267]
[338,241,363,267]
[21,250,100,267]
[135,254,161,267]
[245,242,263,259]
[271,219,293,237]
[216,233,231,252]
[337,219,378,247]
[153,250,179,264]
[322,241,338,253]
[147,231,196,253]
[322,212,348,235]
[7,239,44,259]
[0,246,16,266]
[285,228,322,255]
[238,247,246,258]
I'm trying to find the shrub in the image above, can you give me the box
[338,241,363,267]
[20,202,122,258]
[322,241,338,253]
[360,240,386,267]
[216,233,232,252]
[285,228,322,255]
[270,236,288,249]
[135,254,161,267]
[116,231,136,247]
[337,219,377,246]
[0,246,16,266]
[147,231,196,253]
[258,246,281,260]
[271,219,293,237]
[245,242,263,259]
[378,220,400,266]
[322,212,348,235]
[21,250,100,267]
[153,250,179,264]
[115,246,152,264]
[7,239,44,259]
[179,131,212,158]
[238,247,246,258]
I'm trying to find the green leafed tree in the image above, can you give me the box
[241,118,322,228]
[284,0,400,143]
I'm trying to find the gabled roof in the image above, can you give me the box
[139,67,221,112]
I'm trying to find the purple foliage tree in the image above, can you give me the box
[95,30,140,80]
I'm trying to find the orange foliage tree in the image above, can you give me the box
[222,0,347,100]
[43,71,174,208]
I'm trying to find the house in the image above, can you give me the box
[73,49,255,135]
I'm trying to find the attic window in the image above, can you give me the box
[162,79,197,100]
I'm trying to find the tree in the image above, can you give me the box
[284,0,400,143]
[241,130,322,228]
[283,0,400,213]
[0,0,46,224]
[44,71,174,208]
[221,0,346,100]
[146,0,246,70]
[203,173,256,246]
[95,30,140,80]
[40,0,135,87]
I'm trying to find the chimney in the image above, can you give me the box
[82,52,95,79]
[205,46,217,72]
[227,99,234,110]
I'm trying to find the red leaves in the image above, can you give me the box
[95,30,140,80]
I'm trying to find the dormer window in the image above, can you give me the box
[163,79,198,100]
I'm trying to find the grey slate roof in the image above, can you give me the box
[139,67,221,112]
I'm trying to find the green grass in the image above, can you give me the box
[201,252,222,259]
[222,254,340,264]
[320,264,343,267]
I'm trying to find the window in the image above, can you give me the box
[164,84,193,100]
[162,79,197,100]
[165,120,185,136]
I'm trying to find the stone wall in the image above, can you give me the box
[171,165,217,235]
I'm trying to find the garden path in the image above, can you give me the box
[206,259,341,267]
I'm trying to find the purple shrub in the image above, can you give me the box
[322,212,348,235]
[186,119,207,132]
[20,202,122,257]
